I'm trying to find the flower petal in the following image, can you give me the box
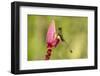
[46,19,56,43]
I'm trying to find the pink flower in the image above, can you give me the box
[46,20,60,48]
[45,19,60,60]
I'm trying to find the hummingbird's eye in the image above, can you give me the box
[58,27,62,30]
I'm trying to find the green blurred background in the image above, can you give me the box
[28,15,88,61]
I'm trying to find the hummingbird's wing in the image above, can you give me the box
[57,27,73,53]
[61,40,73,53]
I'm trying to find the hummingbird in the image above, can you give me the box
[45,19,72,60]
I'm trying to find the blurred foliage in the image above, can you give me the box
[28,15,88,61]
